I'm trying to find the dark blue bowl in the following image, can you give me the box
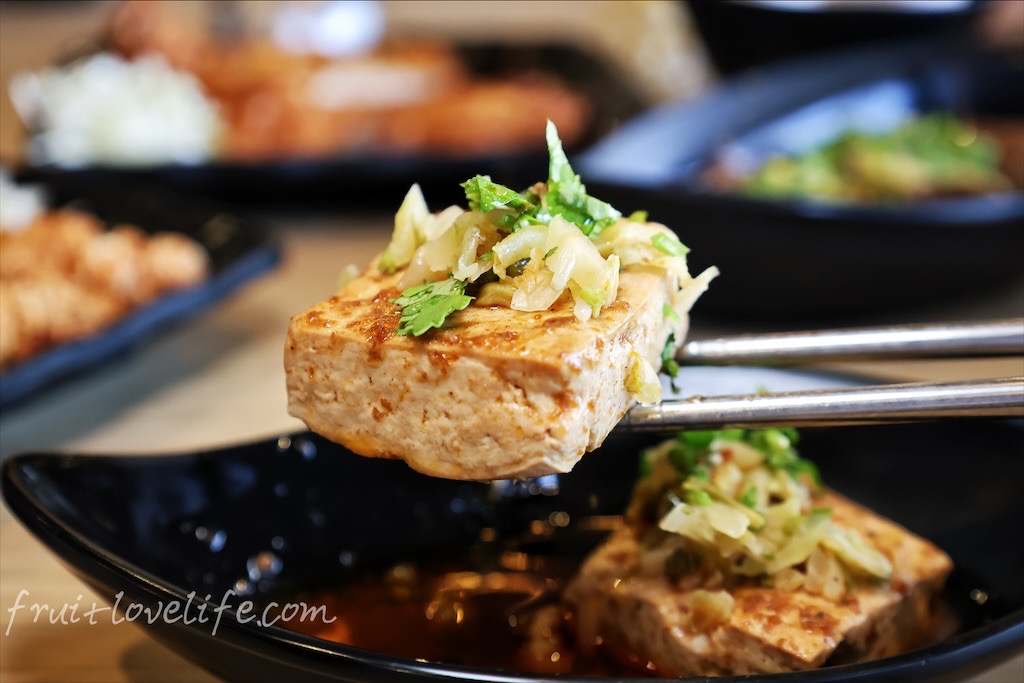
[578,37,1024,320]
[685,0,988,76]
[3,368,1022,682]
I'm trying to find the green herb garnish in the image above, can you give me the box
[392,122,674,335]
[749,427,822,487]
[543,120,621,237]
[740,486,758,508]
[461,176,534,213]
[652,232,690,258]
[392,278,474,336]
[685,489,713,507]
[661,332,680,378]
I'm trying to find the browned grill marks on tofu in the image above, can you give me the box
[284,263,688,480]
[562,492,953,676]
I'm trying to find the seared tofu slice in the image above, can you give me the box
[564,492,953,676]
[285,264,686,481]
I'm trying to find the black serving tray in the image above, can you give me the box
[0,182,280,407]
[2,367,1022,682]
[577,37,1024,320]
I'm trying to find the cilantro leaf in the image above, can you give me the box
[661,332,680,378]
[544,120,621,237]
[652,232,691,257]
[461,175,534,213]
[392,278,473,336]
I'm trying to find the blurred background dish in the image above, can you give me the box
[12,42,648,207]
[8,0,662,205]
[0,176,280,408]
[18,0,593,163]
[687,0,988,76]
[710,112,1017,204]
[579,36,1024,321]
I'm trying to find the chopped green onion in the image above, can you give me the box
[686,489,713,507]
[652,232,690,257]
[740,486,758,508]
[661,333,680,378]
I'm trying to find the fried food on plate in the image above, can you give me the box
[101,0,589,162]
[0,180,209,370]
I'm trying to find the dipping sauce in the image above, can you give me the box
[286,568,642,676]
[275,518,962,678]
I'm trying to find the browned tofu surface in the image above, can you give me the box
[564,491,953,676]
[285,264,685,480]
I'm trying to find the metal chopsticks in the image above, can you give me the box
[617,319,1024,432]
[678,318,1024,366]
[620,377,1024,432]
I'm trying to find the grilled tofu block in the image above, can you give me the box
[284,263,687,481]
[564,491,953,676]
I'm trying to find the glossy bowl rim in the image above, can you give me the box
[3,436,1023,682]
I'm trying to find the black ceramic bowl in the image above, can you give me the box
[2,368,1022,682]
[578,37,1024,321]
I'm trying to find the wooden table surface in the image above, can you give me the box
[1,3,1022,682]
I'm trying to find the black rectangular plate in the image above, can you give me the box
[0,182,280,408]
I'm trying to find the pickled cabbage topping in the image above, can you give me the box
[630,429,892,598]
[378,121,717,335]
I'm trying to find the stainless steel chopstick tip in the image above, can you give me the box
[618,377,1024,432]
[679,319,1024,366]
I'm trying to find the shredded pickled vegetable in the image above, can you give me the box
[631,429,892,598]
[377,122,717,336]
